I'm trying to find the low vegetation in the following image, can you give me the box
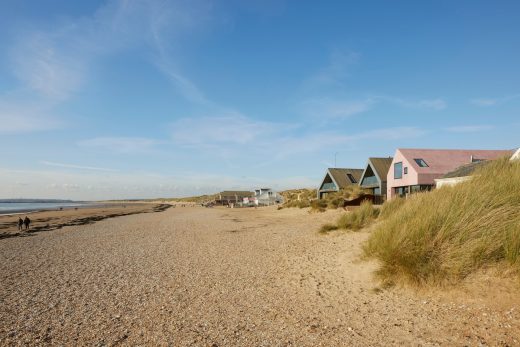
[319,223,339,233]
[378,196,406,220]
[319,200,379,233]
[311,186,370,212]
[281,186,370,211]
[280,189,316,209]
[337,201,379,230]
[364,157,520,285]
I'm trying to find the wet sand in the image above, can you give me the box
[0,206,519,346]
[0,203,170,239]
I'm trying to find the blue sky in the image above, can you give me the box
[1,0,519,200]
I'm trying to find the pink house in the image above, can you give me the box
[387,148,513,199]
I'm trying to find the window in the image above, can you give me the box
[347,173,357,183]
[404,167,408,175]
[394,162,403,179]
[414,158,429,167]
[394,186,408,197]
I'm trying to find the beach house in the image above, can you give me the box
[253,188,283,206]
[317,168,363,199]
[216,191,253,206]
[387,148,513,199]
[434,161,489,188]
[359,157,393,202]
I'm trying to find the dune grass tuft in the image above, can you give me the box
[319,223,339,234]
[280,189,315,209]
[337,201,379,231]
[310,186,370,212]
[364,157,520,285]
[378,196,406,220]
[318,200,379,233]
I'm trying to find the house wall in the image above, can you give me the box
[435,176,471,188]
[387,150,419,199]
[512,148,520,161]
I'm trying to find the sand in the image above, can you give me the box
[0,203,170,239]
[0,206,519,346]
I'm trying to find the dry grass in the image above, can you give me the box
[337,201,379,231]
[319,201,379,233]
[319,223,339,234]
[280,189,316,209]
[364,157,520,285]
[378,196,406,220]
[311,186,370,212]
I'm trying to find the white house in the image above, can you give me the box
[511,148,520,161]
[254,188,283,206]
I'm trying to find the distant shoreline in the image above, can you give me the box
[0,202,131,216]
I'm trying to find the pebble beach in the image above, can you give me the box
[1,206,519,346]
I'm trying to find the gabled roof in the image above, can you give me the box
[368,157,393,182]
[397,149,513,175]
[441,161,490,179]
[327,168,364,189]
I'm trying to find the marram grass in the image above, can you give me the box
[318,200,379,233]
[364,157,520,285]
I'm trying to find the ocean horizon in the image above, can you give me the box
[0,202,92,215]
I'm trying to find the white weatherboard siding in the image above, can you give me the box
[435,176,472,188]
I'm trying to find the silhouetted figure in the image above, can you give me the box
[23,216,31,230]
[18,217,23,231]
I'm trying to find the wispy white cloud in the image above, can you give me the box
[0,166,316,200]
[444,125,494,133]
[40,161,118,172]
[304,50,361,89]
[78,137,161,153]
[170,112,425,160]
[155,61,210,105]
[170,112,286,146]
[470,94,520,107]
[298,95,445,121]
[0,96,63,133]
[376,96,447,110]
[300,98,373,119]
[3,0,214,134]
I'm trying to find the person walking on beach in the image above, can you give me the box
[23,216,31,230]
[18,217,23,231]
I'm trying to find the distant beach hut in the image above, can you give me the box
[216,191,253,206]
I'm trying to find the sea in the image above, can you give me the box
[0,202,91,215]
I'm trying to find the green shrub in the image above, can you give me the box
[364,157,520,285]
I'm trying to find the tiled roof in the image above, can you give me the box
[398,149,513,175]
